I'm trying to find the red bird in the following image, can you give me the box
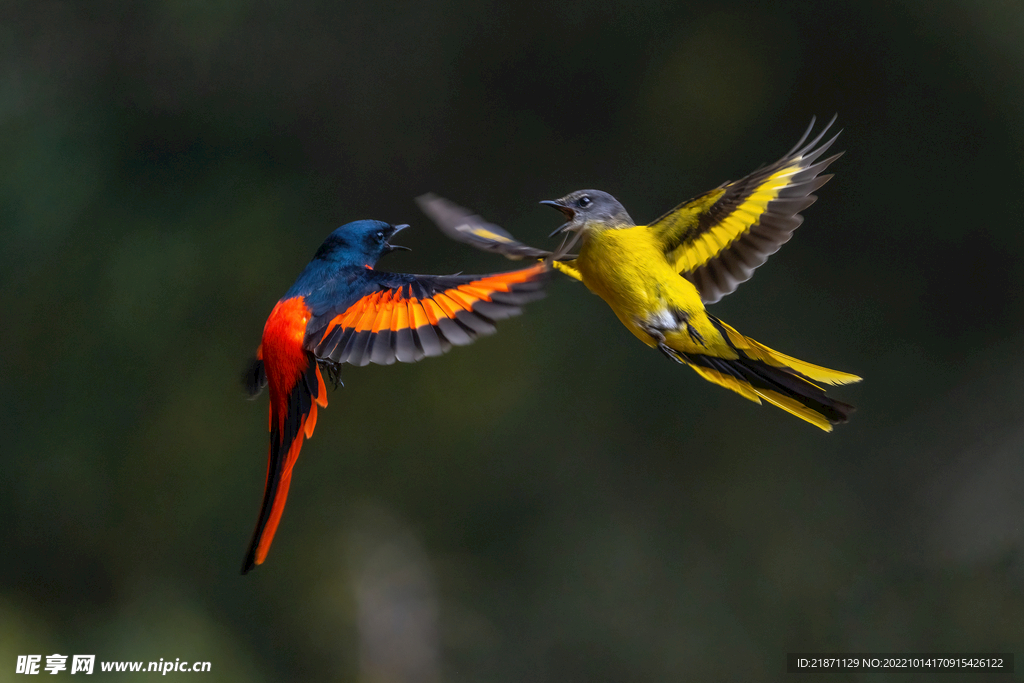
[242,219,548,573]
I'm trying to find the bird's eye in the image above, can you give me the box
[577,196,592,208]
[376,231,385,240]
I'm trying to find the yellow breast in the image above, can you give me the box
[575,226,706,344]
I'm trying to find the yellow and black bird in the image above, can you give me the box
[418,118,860,431]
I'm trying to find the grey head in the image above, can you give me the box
[540,189,635,236]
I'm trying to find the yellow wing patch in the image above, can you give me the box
[468,227,516,243]
[551,259,583,281]
[417,193,581,279]
[650,117,842,304]
[669,163,799,274]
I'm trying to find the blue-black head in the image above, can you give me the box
[313,220,411,268]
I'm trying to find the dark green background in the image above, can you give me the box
[3,0,1023,680]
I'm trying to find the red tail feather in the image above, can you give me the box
[242,297,328,574]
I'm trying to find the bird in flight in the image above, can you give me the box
[242,219,547,573]
[418,118,860,432]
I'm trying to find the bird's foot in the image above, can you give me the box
[687,325,705,347]
[639,308,705,348]
[658,342,686,365]
[318,359,345,389]
[638,321,684,364]
[638,320,668,343]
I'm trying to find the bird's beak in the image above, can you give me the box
[386,224,412,252]
[540,200,575,237]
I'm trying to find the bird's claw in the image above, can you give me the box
[658,342,686,364]
[318,359,344,389]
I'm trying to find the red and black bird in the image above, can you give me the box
[242,219,548,573]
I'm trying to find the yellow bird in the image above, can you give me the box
[418,118,861,431]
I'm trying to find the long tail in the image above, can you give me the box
[667,317,861,432]
[241,353,328,573]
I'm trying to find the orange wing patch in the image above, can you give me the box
[312,264,547,366]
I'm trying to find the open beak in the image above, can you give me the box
[540,199,575,237]
[386,224,412,252]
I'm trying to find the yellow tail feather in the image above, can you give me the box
[714,319,861,386]
[669,318,859,431]
[687,364,836,431]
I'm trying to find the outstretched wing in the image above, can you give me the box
[417,194,583,280]
[306,264,549,367]
[417,193,555,259]
[650,117,842,304]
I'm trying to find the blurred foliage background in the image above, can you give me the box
[2,0,1024,680]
